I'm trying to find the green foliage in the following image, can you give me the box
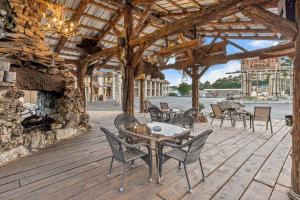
[168,92,178,96]
[177,82,192,96]
[201,75,241,89]
[199,103,205,111]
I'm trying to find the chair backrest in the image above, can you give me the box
[144,100,152,112]
[160,102,169,110]
[100,127,125,162]
[114,113,140,129]
[148,106,163,122]
[211,104,223,117]
[171,114,194,129]
[185,130,212,164]
[183,108,198,121]
[254,107,271,122]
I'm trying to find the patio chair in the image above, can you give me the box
[171,114,194,132]
[100,127,152,192]
[210,104,226,127]
[252,106,273,134]
[159,129,213,193]
[114,113,148,144]
[160,102,169,110]
[144,100,152,113]
[148,106,169,122]
[183,108,198,122]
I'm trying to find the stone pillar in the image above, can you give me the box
[144,80,147,98]
[154,81,157,97]
[158,82,161,96]
[149,81,152,96]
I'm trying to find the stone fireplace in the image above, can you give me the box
[0,0,91,165]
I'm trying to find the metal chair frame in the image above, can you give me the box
[100,127,152,192]
[159,130,212,193]
[148,105,169,122]
[252,106,273,134]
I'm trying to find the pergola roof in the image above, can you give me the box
[42,0,284,68]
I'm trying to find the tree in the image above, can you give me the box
[177,82,192,96]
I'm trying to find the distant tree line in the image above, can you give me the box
[201,75,241,89]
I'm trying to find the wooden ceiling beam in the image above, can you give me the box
[242,5,297,40]
[197,28,273,34]
[129,0,273,47]
[54,0,91,53]
[132,3,153,38]
[96,9,124,42]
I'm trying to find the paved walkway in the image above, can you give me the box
[0,111,292,200]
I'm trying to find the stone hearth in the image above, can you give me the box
[0,0,91,165]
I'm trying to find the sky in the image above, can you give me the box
[162,39,280,86]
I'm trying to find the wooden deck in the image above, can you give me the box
[0,111,292,200]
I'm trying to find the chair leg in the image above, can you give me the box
[270,120,273,134]
[252,120,255,132]
[199,157,205,181]
[120,163,127,192]
[266,121,269,130]
[108,156,114,177]
[220,118,224,127]
[211,117,214,125]
[183,164,192,193]
[178,161,182,169]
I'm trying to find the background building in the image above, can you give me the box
[240,57,293,97]
[84,69,170,103]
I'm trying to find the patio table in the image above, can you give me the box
[125,122,189,183]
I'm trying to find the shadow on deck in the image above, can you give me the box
[0,111,292,200]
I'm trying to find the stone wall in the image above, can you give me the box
[0,0,91,166]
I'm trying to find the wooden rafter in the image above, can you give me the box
[128,0,272,46]
[242,5,297,40]
[54,0,91,53]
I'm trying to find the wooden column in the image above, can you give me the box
[192,65,199,119]
[290,1,300,199]
[77,61,88,110]
[139,79,145,113]
[90,75,93,102]
[122,1,135,115]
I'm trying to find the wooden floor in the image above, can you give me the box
[0,111,292,200]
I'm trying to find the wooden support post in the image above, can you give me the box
[191,65,199,119]
[140,79,145,113]
[90,74,93,102]
[77,61,89,111]
[290,1,300,199]
[122,1,135,115]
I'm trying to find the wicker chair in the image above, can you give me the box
[171,114,194,131]
[114,113,147,144]
[148,106,169,122]
[100,127,152,192]
[183,108,198,122]
[159,129,213,193]
[160,102,170,110]
[144,100,152,113]
[252,107,273,134]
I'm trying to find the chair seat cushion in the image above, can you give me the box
[165,148,186,162]
[124,148,147,161]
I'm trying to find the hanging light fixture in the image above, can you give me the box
[39,2,78,37]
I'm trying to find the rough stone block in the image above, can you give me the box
[55,128,78,141]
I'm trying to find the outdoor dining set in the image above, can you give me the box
[100,98,273,193]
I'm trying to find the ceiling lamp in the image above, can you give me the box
[40,2,78,37]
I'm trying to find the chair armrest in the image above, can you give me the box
[114,135,142,149]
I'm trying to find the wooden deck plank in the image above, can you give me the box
[254,134,292,187]
[0,113,291,200]
[240,181,273,200]
[160,126,274,200]
[211,155,266,200]
[269,184,290,200]
[277,151,292,188]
